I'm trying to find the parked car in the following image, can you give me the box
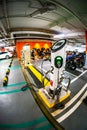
[0,51,13,59]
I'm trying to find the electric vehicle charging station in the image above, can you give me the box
[22,44,31,67]
[38,39,71,108]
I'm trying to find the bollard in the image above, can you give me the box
[6,68,10,75]
[3,75,8,86]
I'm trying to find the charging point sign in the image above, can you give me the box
[55,56,63,68]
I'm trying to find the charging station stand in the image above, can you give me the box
[38,39,71,108]
[23,44,31,67]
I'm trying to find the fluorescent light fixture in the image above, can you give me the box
[54,32,85,38]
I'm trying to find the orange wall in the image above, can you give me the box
[16,40,51,58]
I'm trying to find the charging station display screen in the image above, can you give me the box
[55,56,63,68]
[51,39,66,52]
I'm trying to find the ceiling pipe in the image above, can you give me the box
[3,0,10,30]
[0,21,7,36]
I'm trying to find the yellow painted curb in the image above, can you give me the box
[38,90,70,108]
[28,64,50,87]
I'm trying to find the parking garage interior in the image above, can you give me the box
[0,0,87,130]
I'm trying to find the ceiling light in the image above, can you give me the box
[54,32,85,39]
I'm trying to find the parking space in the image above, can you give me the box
[28,59,87,130]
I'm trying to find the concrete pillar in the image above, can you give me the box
[84,31,87,69]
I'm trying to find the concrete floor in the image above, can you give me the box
[29,59,87,130]
[0,58,55,130]
[0,58,87,130]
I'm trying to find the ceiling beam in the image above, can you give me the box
[47,0,87,30]
[10,27,59,34]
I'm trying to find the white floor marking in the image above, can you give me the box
[57,91,87,123]
[71,70,87,83]
[76,68,83,72]
[65,71,76,77]
[51,83,87,116]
